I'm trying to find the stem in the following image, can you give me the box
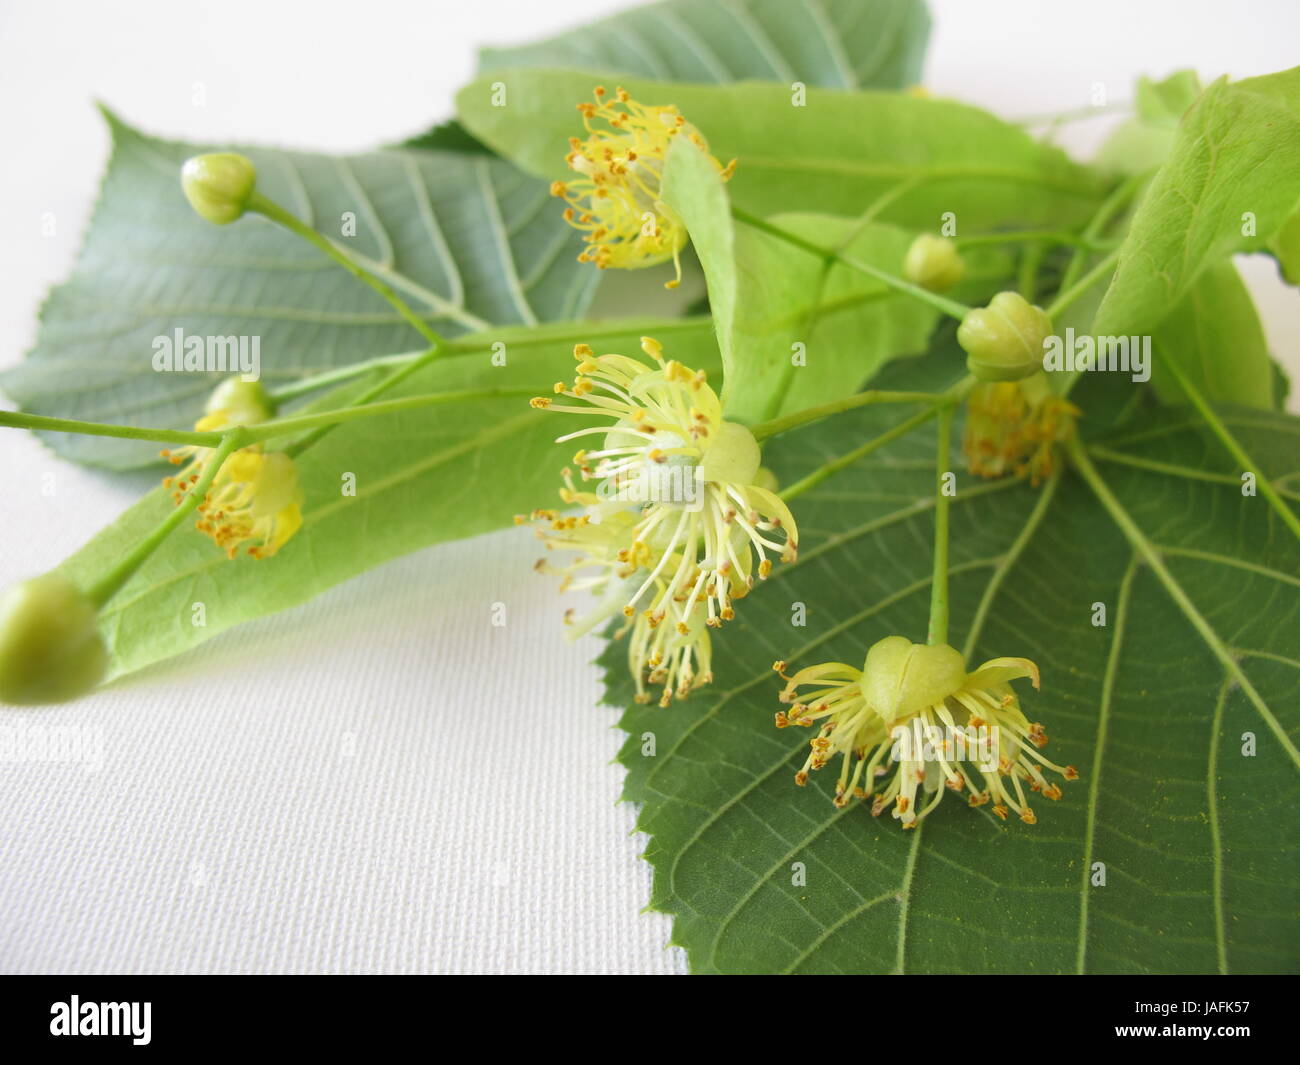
[245,387,539,444]
[280,343,446,457]
[1045,247,1121,318]
[927,405,954,646]
[1065,436,1300,770]
[750,390,946,441]
[730,206,972,321]
[1057,170,1149,293]
[85,431,244,606]
[0,410,222,449]
[1018,241,1047,303]
[268,350,427,402]
[1155,350,1300,541]
[779,378,973,503]
[2,385,536,455]
[956,230,1116,251]
[249,192,445,348]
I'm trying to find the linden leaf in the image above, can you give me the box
[2,109,598,470]
[476,0,931,92]
[1093,68,1300,376]
[605,345,1300,974]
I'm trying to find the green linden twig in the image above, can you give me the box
[729,206,972,322]
[1057,170,1150,293]
[779,378,974,503]
[0,411,220,449]
[955,230,1117,251]
[249,192,445,349]
[1065,435,1300,771]
[926,405,954,646]
[749,390,946,441]
[1155,349,1300,541]
[1044,246,1121,318]
[0,388,538,452]
[268,350,428,402]
[85,431,243,607]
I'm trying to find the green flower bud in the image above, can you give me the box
[700,422,761,485]
[903,234,964,293]
[181,153,257,225]
[0,576,107,705]
[958,291,1054,382]
[861,635,966,724]
[204,378,276,423]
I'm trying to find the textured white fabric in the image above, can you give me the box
[0,0,1296,975]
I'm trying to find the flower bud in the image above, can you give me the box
[204,378,275,424]
[181,153,257,225]
[0,576,107,705]
[861,635,965,724]
[958,292,1054,382]
[903,234,964,293]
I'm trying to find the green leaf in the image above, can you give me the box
[2,109,598,470]
[1094,70,1202,177]
[476,0,931,91]
[456,70,1107,232]
[659,138,1010,423]
[57,317,721,680]
[1268,207,1300,285]
[1150,261,1274,408]
[603,347,1300,974]
[1093,67,1300,345]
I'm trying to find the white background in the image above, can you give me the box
[0,0,1297,974]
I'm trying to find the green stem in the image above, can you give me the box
[1018,241,1047,303]
[2,386,537,454]
[86,431,244,606]
[927,405,954,646]
[249,192,446,348]
[956,230,1116,251]
[279,343,446,457]
[0,410,221,449]
[1045,247,1121,318]
[1155,351,1300,541]
[730,206,972,321]
[779,378,973,503]
[247,387,539,444]
[1057,170,1149,293]
[750,390,946,441]
[1065,436,1300,770]
[269,350,427,402]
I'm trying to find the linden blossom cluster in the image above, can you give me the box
[551,86,735,288]
[522,336,797,706]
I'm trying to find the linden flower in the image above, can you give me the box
[161,380,302,560]
[627,579,713,706]
[523,482,712,706]
[531,337,797,628]
[161,378,274,486]
[963,377,1079,485]
[195,450,303,560]
[775,636,1077,828]
[551,86,735,288]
